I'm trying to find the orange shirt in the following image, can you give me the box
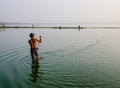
[28,37,41,48]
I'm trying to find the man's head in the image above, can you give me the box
[29,33,35,38]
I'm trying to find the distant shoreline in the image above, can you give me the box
[0,24,120,29]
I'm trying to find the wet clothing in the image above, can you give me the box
[30,48,39,61]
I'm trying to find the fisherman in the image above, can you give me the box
[28,33,42,61]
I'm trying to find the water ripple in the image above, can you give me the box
[0,38,120,88]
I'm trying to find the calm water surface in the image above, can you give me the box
[0,28,120,88]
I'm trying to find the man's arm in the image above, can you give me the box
[35,36,42,43]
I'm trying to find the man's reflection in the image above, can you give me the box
[30,60,40,83]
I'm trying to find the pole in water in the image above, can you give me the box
[78,25,81,31]
[38,35,42,49]
[38,42,40,49]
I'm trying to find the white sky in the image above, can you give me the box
[0,0,120,23]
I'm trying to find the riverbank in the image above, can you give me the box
[0,25,82,29]
[0,24,120,29]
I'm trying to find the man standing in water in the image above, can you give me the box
[28,33,42,61]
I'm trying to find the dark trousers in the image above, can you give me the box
[30,48,39,61]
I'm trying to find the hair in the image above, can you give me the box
[29,33,35,38]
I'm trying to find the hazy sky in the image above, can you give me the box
[0,0,120,23]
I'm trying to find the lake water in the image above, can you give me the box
[0,28,120,88]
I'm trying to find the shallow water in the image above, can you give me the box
[0,28,120,88]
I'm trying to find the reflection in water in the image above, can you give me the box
[30,60,40,83]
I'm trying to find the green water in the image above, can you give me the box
[0,28,120,88]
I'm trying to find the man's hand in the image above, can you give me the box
[39,35,42,43]
[39,35,42,39]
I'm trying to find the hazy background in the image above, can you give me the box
[0,0,120,23]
